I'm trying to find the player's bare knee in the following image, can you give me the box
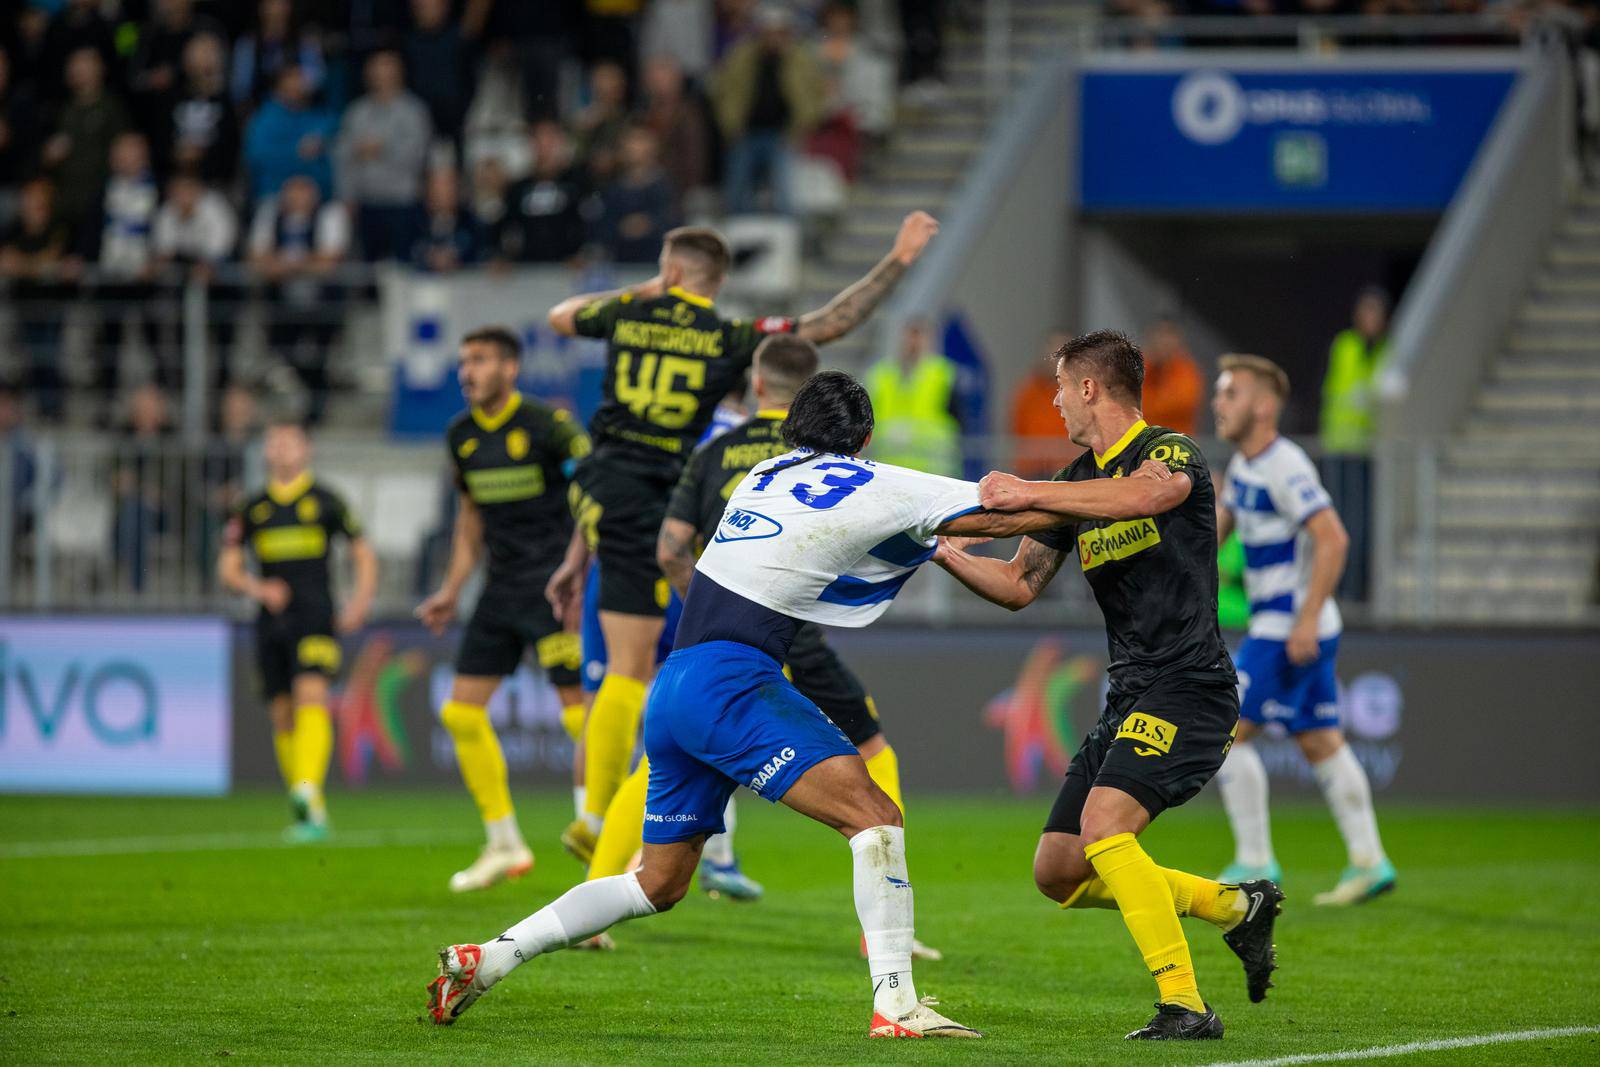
[1033,863,1079,904]
[1298,728,1344,764]
[637,867,691,912]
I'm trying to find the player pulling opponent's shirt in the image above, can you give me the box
[428,369,1050,1039]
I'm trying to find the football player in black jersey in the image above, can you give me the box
[937,331,1283,1041]
[543,213,939,860]
[415,326,592,892]
[219,417,378,842]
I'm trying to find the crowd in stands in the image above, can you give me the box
[0,0,949,425]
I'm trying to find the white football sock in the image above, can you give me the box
[1312,743,1386,868]
[572,786,586,821]
[1217,742,1274,868]
[485,813,522,851]
[702,799,737,867]
[850,825,919,1017]
[582,811,603,835]
[479,872,655,985]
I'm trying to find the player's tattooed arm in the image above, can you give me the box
[796,212,938,344]
[935,534,1066,611]
[978,461,1192,521]
[656,517,699,599]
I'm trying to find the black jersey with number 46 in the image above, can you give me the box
[573,285,793,468]
[445,391,591,591]
[1028,421,1235,696]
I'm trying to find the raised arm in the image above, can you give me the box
[655,517,700,599]
[979,461,1192,522]
[935,535,1068,612]
[547,275,666,336]
[795,212,938,345]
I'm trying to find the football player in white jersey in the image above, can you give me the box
[1212,354,1395,906]
[425,368,1073,1038]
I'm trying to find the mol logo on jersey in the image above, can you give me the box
[749,746,797,794]
[714,507,783,543]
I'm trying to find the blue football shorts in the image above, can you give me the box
[579,560,682,693]
[1235,635,1341,735]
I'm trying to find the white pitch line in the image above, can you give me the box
[1199,1025,1600,1067]
[0,827,477,859]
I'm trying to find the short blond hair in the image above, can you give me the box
[1218,353,1290,401]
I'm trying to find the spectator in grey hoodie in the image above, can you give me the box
[335,49,431,261]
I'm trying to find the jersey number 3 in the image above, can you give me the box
[791,462,874,510]
[616,351,706,429]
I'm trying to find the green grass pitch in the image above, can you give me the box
[2,790,1597,1065]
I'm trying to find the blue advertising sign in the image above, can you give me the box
[1079,63,1517,212]
[0,617,231,795]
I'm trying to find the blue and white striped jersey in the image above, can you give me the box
[1223,436,1342,641]
[698,401,748,446]
[695,450,981,627]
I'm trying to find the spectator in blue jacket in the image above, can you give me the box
[243,64,336,202]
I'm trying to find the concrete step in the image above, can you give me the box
[1434,510,1598,535]
[1473,391,1600,416]
[1506,333,1600,355]
[1436,479,1600,505]
[1518,303,1600,327]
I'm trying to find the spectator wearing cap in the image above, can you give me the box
[597,125,677,264]
[1140,315,1204,436]
[244,64,337,202]
[335,49,432,260]
[711,5,824,215]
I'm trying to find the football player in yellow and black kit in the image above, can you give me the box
[416,326,592,892]
[544,213,940,861]
[219,417,378,842]
[577,334,943,958]
[937,331,1283,1041]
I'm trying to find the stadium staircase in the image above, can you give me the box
[795,0,1094,373]
[1393,178,1600,624]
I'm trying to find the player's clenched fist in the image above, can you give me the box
[891,211,940,265]
[978,471,1032,511]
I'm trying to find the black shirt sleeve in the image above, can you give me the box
[666,443,710,526]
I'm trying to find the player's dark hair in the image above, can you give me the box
[1056,329,1144,406]
[663,226,731,283]
[1219,353,1290,400]
[782,370,873,455]
[753,335,819,398]
[264,410,306,433]
[461,325,522,362]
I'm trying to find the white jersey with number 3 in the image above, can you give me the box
[694,449,981,627]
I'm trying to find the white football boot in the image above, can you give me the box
[448,844,534,893]
[868,997,982,1038]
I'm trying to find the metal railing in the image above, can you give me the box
[1084,12,1525,52]
[4,432,1594,628]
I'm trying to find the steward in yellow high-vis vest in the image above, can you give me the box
[865,323,961,476]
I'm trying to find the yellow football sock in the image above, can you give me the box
[441,700,513,823]
[292,705,333,813]
[1062,876,1118,910]
[865,744,904,817]
[583,675,647,820]
[1085,832,1206,1013]
[273,730,296,790]
[559,703,587,743]
[1163,867,1242,930]
[1064,870,1240,930]
[588,757,649,880]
